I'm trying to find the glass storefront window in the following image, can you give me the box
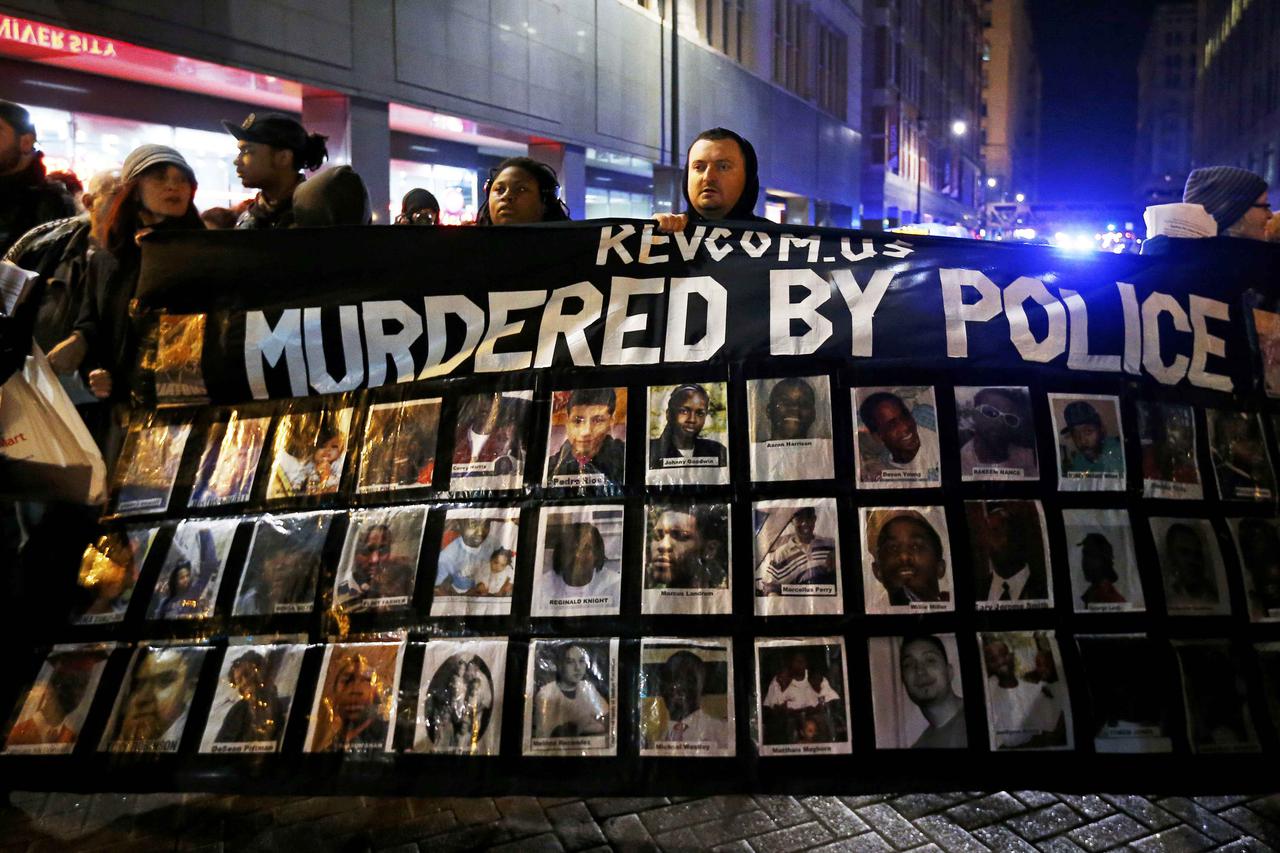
[389,159,478,225]
[585,186,653,220]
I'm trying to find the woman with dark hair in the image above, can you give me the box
[474,156,570,225]
[157,561,197,618]
[73,144,203,411]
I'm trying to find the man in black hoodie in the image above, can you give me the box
[0,100,75,256]
[653,127,764,232]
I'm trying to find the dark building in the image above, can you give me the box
[1135,1,1197,207]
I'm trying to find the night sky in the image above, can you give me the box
[1028,0,1161,206]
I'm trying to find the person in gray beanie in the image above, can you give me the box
[1183,166,1270,240]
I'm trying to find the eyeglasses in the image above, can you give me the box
[975,404,1021,428]
[1252,203,1272,212]
[394,208,438,225]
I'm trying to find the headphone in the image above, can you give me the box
[482,160,571,220]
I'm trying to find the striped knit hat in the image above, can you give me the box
[1183,166,1267,230]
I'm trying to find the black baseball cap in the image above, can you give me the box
[0,100,35,138]
[221,112,307,151]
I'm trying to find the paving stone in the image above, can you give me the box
[1012,792,1062,809]
[652,825,700,853]
[1034,837,1088,853]
[753,796,813,828]
[805,837,894,853]
[585,797,669,819]
[538,798,582,808]
[889,793,974,820]
[368,809,458,848]
[377,845,419,853]
[424,823,512,853]
[1190,795,1254,811]
[545,801,607,851]
[8,792,47,816]
[691,809,776,848]
[449,797,502,826]
[486,831,564,853]
[1155,798,1244,842]
[272,796,367,825]
[855,803,929,850]
[1213,840,1274,852]
[493,797,552,837]
[911,814,989,853]
[749,820,834,853]
[709,841,753,853]
[601,813,655,850]
[1098,795,1179,830]
[801,796,868,836]
[1246,794,1280,824]
[971,824,1039,853]
[1219,806,1280,848]
[945,793,1028,830]
[1066,813,1148,852]
[840,796,894,809]
[1128,824,1216,853]
[1007,805,1086,842]
[405,798,452,818]
[709,795,759,816]
[640,797,726,835]
[1056,795,1113,820]
[901,846,942,853]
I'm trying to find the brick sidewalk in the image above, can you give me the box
[3,790,1278,852]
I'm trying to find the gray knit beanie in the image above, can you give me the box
[1183,166,1267,230]
[121,144,196,185]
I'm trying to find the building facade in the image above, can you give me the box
[1134,1,1196,208]
[860,0,984,229]
[979,0,1039,209]
[1193,0,1279,186]
[0,0,863,225]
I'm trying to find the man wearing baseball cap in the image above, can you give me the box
[222,111,328,229]
[0,99,76,255]
[1060,400,1124,476]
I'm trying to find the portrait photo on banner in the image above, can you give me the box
[1149,516,1230,616]
[753,498,842,616]
[853,385,942,488]
[73,526,157,625]
[266,406,354,500]
[646,382,730,486]
[638,638,735,757]
[188,411,270,508]
[1228,517,1280,622]
[978,630,1073,751]
[356,398,441,492]
[430,507,520,617]
[333,505,428,612]
[869,634,967,750]
[1075,634,1174,754]
[746,376,834,482]
[1136,401,1202,499]
[1173,640,1261,755]
[305,641,403,754]
[523,638,618,757]
[412,638,507,756]
[531,505,624,617]
[232,512,333,616]
[111,416,192,516]
[200,643,305,754]
[965,500,1053,611]
[100,644,210,754]
[544,387,627,489]
[954,386,1039,482]
[644,502,732,615]
[1048,393,1126,491]
[1207,408,1276,501]
[755,637,852,757]
[859,506,953,614]
[1063,509,1146,613]
[449,390,534,492]
[3,643,113,756]
[147,517,239,621]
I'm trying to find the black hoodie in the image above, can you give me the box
[680,128,766,223]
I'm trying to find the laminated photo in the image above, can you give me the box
[544,388,627,488]
[646,383,730,486]
[1207,408,1275,501]
[643,502,732,615]
[232,513,333,616]
[639,638,734,757]
[305,641,404,754]
[1174,640,1260,754]
[1076,635,1173,753]
[859,506,953,614]
[746,376,834,482]
[430,507,520,617]
[200,643,305,754]
[1252,307,1280,398]
[356,398,441,493]
[869,634,967,749]
[966,500,1053,611]
[333,505,427,612]
[1063,509,1145,613]
[978,631,1073,751]
[112,418,192,515]
[853,385,942,488]
[147,517,239,620]
[412,638,507,756]
[154,313,208,403]
[1150,517,1230,616]
[530,505,624,617]
[265,406,354,499]
[522,638,618,757]
[753,499,842,617]
[755,637,852,756]
[1049,393,1126,492]
[188,412,270,508]
[1136,401,1202,499]
[100,644,210,753]
[955,386,1039,482]
[1228,517,1280,622]
[449,390,534,492]
[3,643,113,755]
[73,526,157,625]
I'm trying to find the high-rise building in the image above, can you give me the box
[980,0,1040,208]
[1194,0,1280,186]
[1134,1,1197,208]
[861,0,985,229]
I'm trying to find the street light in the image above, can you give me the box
[1015,192,1026,203]
[986,177,998,188]
[915,117,967,224]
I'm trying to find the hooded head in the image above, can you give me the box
[681,127,760,222]
[1183,166,1269,239]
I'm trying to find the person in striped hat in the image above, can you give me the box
[1182,166,1270,241]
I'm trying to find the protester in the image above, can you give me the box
[223,112,327,229]
[0,100,76,256]
[474,156,570,225]
[291,165,371,226]
[653,127,763,233]
[396,188,440,225]
[74,145,202,413]
[199,207,237,229]
[46,170,84,210]
[1182,166,1270,241]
